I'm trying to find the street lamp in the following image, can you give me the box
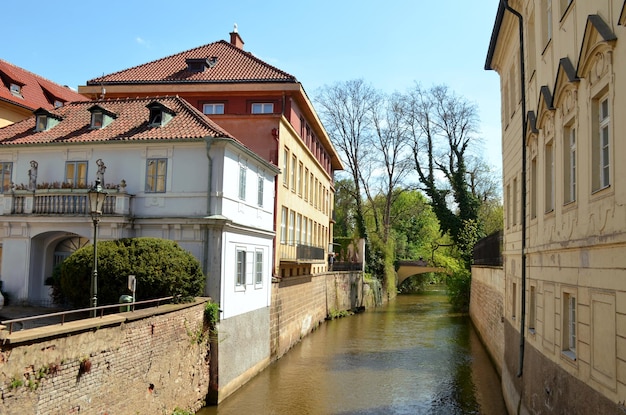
[88,178,107,317]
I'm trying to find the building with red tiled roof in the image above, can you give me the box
[78,30,344,287]
[0,96,278,373]
[0,59,88,128]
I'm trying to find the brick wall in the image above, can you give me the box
[470,265,505,375]
[270,271,364,360]
[0,300,210,415]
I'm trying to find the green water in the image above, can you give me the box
[197,286,506,414]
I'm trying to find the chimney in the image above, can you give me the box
[230,23,244,49]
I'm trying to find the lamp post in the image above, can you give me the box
[88,178,107,318]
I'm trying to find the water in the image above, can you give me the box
[198,286,506,415]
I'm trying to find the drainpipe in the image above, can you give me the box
[204,137,214,281]
[501,0,528,378]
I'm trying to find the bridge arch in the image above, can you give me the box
[395,260,449,286]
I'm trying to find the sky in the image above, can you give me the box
[2,0,502,170]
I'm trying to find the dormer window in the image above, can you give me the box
[88,105,117,129]
[53,100,64,108]
[33,108,62,132]
[146,101,176,127]
[185,57,218,72]
[10,83,22,97]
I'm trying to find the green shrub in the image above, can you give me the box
[59,237,204,307]
[446,268,471,313]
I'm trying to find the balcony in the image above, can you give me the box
[0,189,131,216]
[279,241,325,262]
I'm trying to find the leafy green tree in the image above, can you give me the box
[57,237,204,307]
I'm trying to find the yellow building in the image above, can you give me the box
[486,1,626,413]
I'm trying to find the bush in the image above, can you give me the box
[446,268,471,313]
[58,237,204,307]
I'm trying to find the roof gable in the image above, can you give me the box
[0,59,87,111]
[85,40,296,86]
[576,14,617,78]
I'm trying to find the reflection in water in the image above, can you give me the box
[198,287,506,415]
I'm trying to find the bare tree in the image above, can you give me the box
[403,84,482,251]
[315,79,380,240]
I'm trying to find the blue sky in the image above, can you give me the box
[3,0,502,169]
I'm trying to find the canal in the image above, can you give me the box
[197,286,506,415]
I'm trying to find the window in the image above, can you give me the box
[9,83,21,97]
[304,168,309,201]
[289,210,295,245]
[529,286,536,332]
[257,175,264,207]
[53,100,64,108]
[283,148,289,186]
[255,250,263,285]
[0,162,12,193]
[559,0,573,16]
[506,184,511,228]
[512,282,517,320]
[236,249,246,286]
[65,161,87,188]
[297,162,303,196]
[563,292,576,359]
[512,177,518,226]
[280,207,287,244]
[238,165,247,200]
[296,214,302,244]
[508,63,516,118]
[592,95,610,191]
[145,158,167,193]
[309,173,314,203]
[290,155,296,191]
[563,124,576,203]
[302,218,308,245]
[251,103,274,114]
[91,111,104,129]
[545,139,554,212]
[531,157,537,219]
[527,11,537,77]
[202,103,224,115]
[35,114,48,132]
[541,0,553,48]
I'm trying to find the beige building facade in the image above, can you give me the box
[486,1,626,413]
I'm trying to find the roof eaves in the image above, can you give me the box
[485,2,506,71]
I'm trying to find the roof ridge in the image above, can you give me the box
[0,59,82,93]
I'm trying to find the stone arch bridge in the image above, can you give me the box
[395,260,449,286]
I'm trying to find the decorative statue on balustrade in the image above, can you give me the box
[28,160,38,190]
[96,159,106,186]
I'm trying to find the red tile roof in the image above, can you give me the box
[86,40,296,85]
[0,96,236,145]
[0,59,88,111]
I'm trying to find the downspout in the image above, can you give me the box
[204,137,214,282]
[502,0,528,378]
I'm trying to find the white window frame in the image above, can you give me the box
[288,210,295,246]
[9,83,21,97]
[562,291,577,360]
[563,124,576,204]
[283,148,289,186]
[65,161,88,188]
[545,139,554,213]
[238,164,247,200]
[255,249,263,287]
[257,174,264,207]
[35,114,48,132]
[280,207,287,244]
[202,103,225,115]
[251,103,274,114]
[91,111,104,129]
[290,154,296,191]
[236,249,246,289]
[145,158,167,193]
[599,95,610,189]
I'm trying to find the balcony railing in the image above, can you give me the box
[0,189,130,216]
[279,241,325,262]
[473,230,503,266]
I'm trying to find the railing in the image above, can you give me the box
[1,296,176,334]
[473,230,503,266]
[279,241,325,261]
[3,190,126,215]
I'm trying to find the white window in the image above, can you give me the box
[202,103,224,115]
[283,148,289,186]
[302,217,308,245]
[146,158,167,193]
[541,0,552,48]
[512,177,518,225]
[255,249,263,285]
[257,175,264,207]
[296,214,302,244]
[238,165,247,200]
[9,83,21,97]
[304,168,309,201]
[251,103,274,114]
[297,162,303,196]
[289,210,295,245]
[290,155,296,191]
[53,100,64,108]
[529,286,536,332]
[564,125,576,203]
[506,184,511,229]
[563,292,576,359]
[35,114,48,132]
[0,162,12,193]
[280,207,287,244]
[236,249,246,287]
[530,157,537,219]
[545,139,554,212]
[91,111,104,129]
[598,96,610,189]
[65,161,88,188]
